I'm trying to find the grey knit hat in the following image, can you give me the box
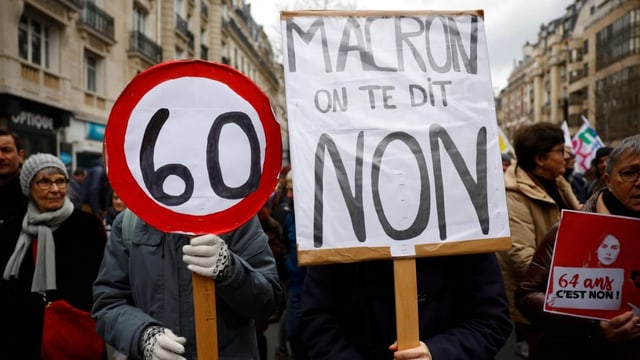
[20,153,69,196]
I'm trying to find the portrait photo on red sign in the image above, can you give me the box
[104,60,282,235]
[545,210,640,320]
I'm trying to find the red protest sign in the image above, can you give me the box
[105,60,282,235]
[545,210,640,320]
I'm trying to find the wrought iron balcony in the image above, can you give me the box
[129,31,162,64]
[78,1,115,42]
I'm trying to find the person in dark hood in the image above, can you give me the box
[586,146,613,197]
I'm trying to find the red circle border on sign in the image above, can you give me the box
[105,60,282,235]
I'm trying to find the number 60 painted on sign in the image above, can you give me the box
[104,60,281,235]
[141,107,261,206]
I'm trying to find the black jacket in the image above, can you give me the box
[0,175,28,226]
[301,253,512,360]
[0,209,107,359]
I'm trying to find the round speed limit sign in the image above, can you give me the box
[105,60,282,234]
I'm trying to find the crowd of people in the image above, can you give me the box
[498,123,582,357]
[1,123,639,359]
[513,134,640,359]
[499,126,640,359]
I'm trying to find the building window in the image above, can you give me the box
[175,46,185,59]
[175,0,186,16]
[570,48,582,62]
[595,65,640,141]
[85,51,101,93]
[18,15,51,68]
[201,44,208,60]
[234,48,238,68]
[133,5,147,33]
[596,10,640,70]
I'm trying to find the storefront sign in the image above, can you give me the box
[11,110,55,131]
[87,122,106,141]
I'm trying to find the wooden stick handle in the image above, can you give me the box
[192,271,218,359]
[393,258,420,350]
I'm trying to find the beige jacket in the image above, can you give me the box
[497,164,581,324]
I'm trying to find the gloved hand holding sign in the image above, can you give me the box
[183,234,233,280]
[99,60,282,360]
[140,326,187,360]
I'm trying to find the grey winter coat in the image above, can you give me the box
[92,213,282,359]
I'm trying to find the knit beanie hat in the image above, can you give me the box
[595,146,613,162]
[20,153,68,196]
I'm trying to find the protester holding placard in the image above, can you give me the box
[92,212,283,360]
[280,8,514,359]
[300,252,512,359]
[497,123,581,357]
[515,134,640,359]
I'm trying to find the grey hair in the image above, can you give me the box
[605,135,640,175]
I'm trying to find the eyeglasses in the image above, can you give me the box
[618,168,640,183]
[34,178,68,190]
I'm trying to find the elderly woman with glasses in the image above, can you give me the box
[0,153,107,359]
[515,134,640,359]
[497,123,582,358]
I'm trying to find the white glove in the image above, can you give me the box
[140,326,186,360]
[182,234,232,280]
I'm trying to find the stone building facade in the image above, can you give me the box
[0,0,286,168]
[496,0,640,145]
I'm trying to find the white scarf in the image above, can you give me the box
[2,197,74,294]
